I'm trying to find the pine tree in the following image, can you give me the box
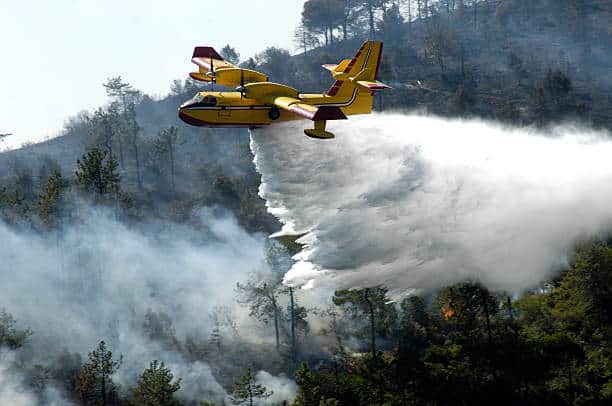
[230,368,272,406]
[0,309,32,349]
[75,148,121,203]
[220,45,241,65]
[153,127,180,195]
[36,170,68,229]
[76,340,122,406]
[130,360,181,406]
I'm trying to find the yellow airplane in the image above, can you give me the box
[178,41,390,139]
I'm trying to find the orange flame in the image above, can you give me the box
[442,305,455,320]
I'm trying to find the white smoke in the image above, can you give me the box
[0,356,37,406]
[0,351,70,405]
[255,370,297,405]
[251,113,612,298]
[0,206,286,402]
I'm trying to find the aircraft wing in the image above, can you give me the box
[189,46,268,87]
[270,96,347,121]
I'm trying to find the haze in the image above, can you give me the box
[0,0,305,149]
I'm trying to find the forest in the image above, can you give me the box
[1,0,611,405]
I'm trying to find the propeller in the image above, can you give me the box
[207,56,216,90]
[239,69,246,99]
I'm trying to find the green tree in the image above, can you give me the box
[220,45,240,65]
[130,360,181,406]
[75,148,121,202]
[89,106,121,161]
[153,126,180,195]
[0,309,32,349]
[358,0,391,39]
[229,368,272,406]
[124,102,143,190]
[103,76,143,183]
[302,0,345,45]
[333,287,397,358]
[36,170,68,229]
[76,340,123,406]
[236,276,284,353]
[435,282,498,345]
[294,23,320,54]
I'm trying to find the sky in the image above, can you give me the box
[0,0,305,149]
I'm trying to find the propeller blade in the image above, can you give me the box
[210,57,215,89]
[240,69,245,98]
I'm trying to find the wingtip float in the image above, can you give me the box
[178,41,391,139]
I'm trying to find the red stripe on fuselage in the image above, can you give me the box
[326,80,344,96]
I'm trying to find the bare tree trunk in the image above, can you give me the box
[364,288,376,359]
[101,371,106,406]
[168,138,175,195]
[483,298,492,345]
[290,287,297,363]
[117,137,125,170]
[272,296,280,353]
[133,137,142,190]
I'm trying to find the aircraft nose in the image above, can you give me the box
[178,109,188,123]
[178,109,205,126]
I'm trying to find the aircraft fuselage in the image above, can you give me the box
[178,89,371,129]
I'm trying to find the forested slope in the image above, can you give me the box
[0,1,611,405]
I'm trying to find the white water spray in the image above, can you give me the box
[251,113,612,298]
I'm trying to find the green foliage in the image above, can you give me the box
[130,360,181,406]
[333,287,397,355]
[76,340,123,405]
[0,309,32,349]
[152,126,180,194]
[36,170,68,229]
[297,242,612,405]
[229,368,272,406]
[220,45,240,65]
[236,271,284,352]
[302,0,345,44]
[75,148,121,202]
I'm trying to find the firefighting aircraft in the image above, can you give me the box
[178,41,390,139]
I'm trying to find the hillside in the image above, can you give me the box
[0,1,611,405]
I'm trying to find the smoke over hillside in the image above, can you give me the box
[0,207,295,403]
[251,114,612,298]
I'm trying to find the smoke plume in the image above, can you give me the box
[0,207,289,402]
[251,113,612,298]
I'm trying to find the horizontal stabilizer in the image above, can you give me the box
[322,59,352,76]
[322,64,338,72]
[355,80,392,90]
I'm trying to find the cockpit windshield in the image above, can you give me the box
[184,93,217,107]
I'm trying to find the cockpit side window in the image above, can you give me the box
[202,96,217,106]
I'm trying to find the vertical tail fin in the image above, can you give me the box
[324,41,391,98]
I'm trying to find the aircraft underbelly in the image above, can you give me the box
[180,106,306,128]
